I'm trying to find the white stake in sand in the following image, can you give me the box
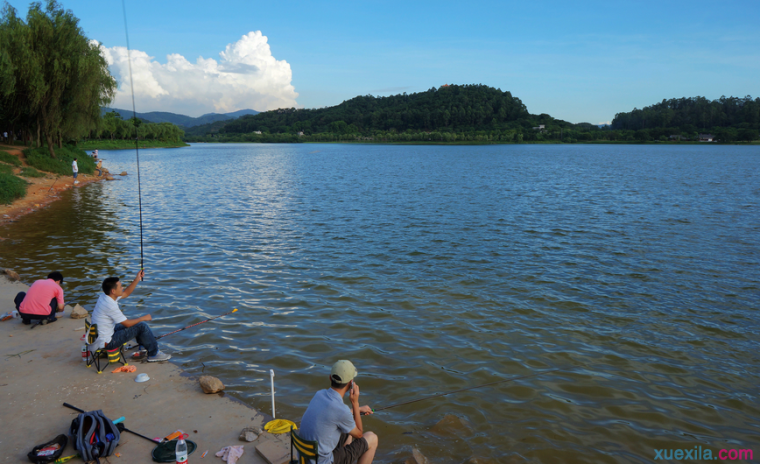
[270,369,276,419]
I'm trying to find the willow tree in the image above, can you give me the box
[0,1,115,157]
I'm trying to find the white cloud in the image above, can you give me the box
[98,31,298,116]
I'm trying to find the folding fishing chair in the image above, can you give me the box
[290,426,318,464]
[84,320,128,374]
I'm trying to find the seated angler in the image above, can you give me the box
[15,271,66,325]
[300,360,379,464]
[92,270,171,362]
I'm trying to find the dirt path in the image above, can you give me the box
[0,144,106,226]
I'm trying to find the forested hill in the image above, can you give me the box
[219,85,531,134]
[101,108,259,127]
[612,96,760,133]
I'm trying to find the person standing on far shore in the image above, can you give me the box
[72,157,79,184]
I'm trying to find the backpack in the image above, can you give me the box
[69,410,120,463]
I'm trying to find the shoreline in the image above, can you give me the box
[0,144,107,227]
[77,141,190,150]
[0,276,291,463]
[185,139,760,146]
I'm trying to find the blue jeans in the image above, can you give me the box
[73,172,78,179]
[107,322,158,357]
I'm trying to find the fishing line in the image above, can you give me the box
[124,308,239,350]
[121,0,145,276]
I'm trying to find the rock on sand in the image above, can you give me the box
[199,375,225,394]
[3,269,20,282]
[70,304,88,319]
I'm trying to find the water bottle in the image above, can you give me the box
[81,345,88,363]
[175,438,188,464]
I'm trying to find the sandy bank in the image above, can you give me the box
[0,144,106,226]
[0,278,290,463]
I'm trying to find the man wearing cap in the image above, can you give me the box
[300,360,379,464]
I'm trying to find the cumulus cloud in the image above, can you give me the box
[98,31,298,116]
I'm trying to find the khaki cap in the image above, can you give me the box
[330,360,358,383]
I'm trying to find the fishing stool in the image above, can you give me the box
[290,426,318,464]
[84,320,128,374]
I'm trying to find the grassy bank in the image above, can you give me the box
[0,150,22,167]
[0,172,27,204]
[78,139,189,150]
[23,145,95,176]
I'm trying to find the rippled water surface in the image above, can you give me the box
[2,143,759,463]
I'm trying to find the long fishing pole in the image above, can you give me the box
[122,0,145,278]
[361,369,558,415]
[125,308,239,350]
[156,308,239,340]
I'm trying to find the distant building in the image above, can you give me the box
[532,124,545,130]
[253,131,262,134]
[699,133,715,142]
[669,135,682,141]
[297,131,304,136]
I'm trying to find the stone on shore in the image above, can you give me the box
[105,175,115,181]
[70,304,88,319]
[120,171,128,176]
[3,269,20,282]
[239,426,262,442]
[199,375,225,394]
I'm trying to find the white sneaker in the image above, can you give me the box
[147,351,171,362]
[74,181,79,184]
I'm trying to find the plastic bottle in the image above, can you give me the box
[176,438,188,464]
[81,345,88,363]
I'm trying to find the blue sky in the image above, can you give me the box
[7,0,760,122]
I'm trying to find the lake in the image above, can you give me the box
[1,143,758,463]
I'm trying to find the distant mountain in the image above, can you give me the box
[101,108,259,128]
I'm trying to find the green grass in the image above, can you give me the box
[23,145,95,176]
[19,167,45,178]
[0,163,13,174]
[0,172,27,204]
[78,139,189,150]
[0,150,22,167]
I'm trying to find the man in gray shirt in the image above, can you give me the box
[300,360,379,464]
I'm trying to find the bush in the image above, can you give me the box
[23,145,95,175]
[0,172,27,204]
[0,164,13,174]
[0,150,22,167]
[20,167,45,178]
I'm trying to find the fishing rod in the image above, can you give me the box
[46,176,59,195]
[122,0,145,278]
[125,308,239,350]
[360,369,559,415]
[156,308,239,340]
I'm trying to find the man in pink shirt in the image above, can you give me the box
[14,272,65,325]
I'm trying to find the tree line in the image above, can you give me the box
[0,1,184,155]
[0,1,116,157]
[88,111,185,143]
[215,84,533,135]
[611,96,760,142]
[187,85,759,144]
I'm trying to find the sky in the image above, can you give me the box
[7,0,760,123]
